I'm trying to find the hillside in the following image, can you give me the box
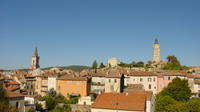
[42,65,91,72]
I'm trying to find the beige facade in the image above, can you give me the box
[105,77,121,93]
[35,76,48,96]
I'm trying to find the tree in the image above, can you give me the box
[44,96,56,110]
[48,88,57,97]
[161,78,191,101]
[51,104,71,112]
[183,98,200,112]
[99,62,105,69]
[92,60,98,69]
[167,56,181,65]
[163,55,189,70]
[155,94,176,112]
[35,103,43,111]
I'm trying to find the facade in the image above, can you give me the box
[25,76,36,96]
[35,76,48,96]
[57,75,90,97]
[152,39,160,63]
[31,47,40,70]
[124,71,157,94]
[91,91,154,112]
[91,76,105,94]
[48,76,57,91]
[105,77,122,93]
[7,91,25,112]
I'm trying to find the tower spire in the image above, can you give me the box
[154,38,159,44]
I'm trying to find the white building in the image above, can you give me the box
[48,76,57,91]
[124,71,157,94]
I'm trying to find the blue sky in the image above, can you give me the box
[0,0,200,69]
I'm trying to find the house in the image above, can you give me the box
[57,74,90,97]
[35,75,48,96]
[91,71,106,94]
[124,71,157,94]
[91,91,154,112]
[25,76,36,96]
[6,90,25,112]
[156,70,188,93]
[104,69,124,93]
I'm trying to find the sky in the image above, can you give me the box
[0,0,200,69]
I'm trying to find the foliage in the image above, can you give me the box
[99,62,105,69]
[160,78,191,101]
[183,98,200,112]
[92,60,98,69]
[155,78,196,112]
[155,94,176,112]
[118,61,144,68]
[45,96,56,110]
[66,96,79,104]
[48,88,57,97]
[163,55,189,70]
[35,103,43,111]
[51,104,72,112]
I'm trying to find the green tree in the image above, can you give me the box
[35,103,43,111]
[44,96,56,110]
[99,62,105,69]
[183,98,200,112]
[155,94,176,112]
[167,55,181,65]
[92,60,98,69]
[48,88,57,98]
[51,104,71,112]
[161,78,191,101]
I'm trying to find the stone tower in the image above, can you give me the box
[31,47,40,70]
[152,39,160,63]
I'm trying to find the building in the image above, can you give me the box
[31,47,40,70]
[25,75,36,96]
[124,71,158,94]
[108,58,119,68]
[156,70,188,93]
[91,91,154,112]
[104,70,124,93]
[35,75,48,96]
[152,39,160,63]
[57,74,90,97]
[6,90,25,112]
[48,75,57,91]
[91,71,106,94]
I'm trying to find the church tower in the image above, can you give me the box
[31,47,40,70]
[152,39,160,63]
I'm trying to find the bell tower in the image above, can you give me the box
[153,39,160,63]
[31,47,40,70]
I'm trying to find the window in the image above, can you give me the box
[153,78,156,82]
[149,84,151,89]
[114,79,117,83]
[148,78,152,82]
[168,77,171,80]
[109,79,111,83]
[16,102,19,108]
[140,78,143,82]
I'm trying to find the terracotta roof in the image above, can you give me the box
[124,84,144,91]
[6,86,20,92]
[6,90,24,98]
[194,79,200,84]
[128,71,156,76]
[92,92,151,111]
[58,74,88,81]
[8,80,20,85]
[156,70,188,76]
